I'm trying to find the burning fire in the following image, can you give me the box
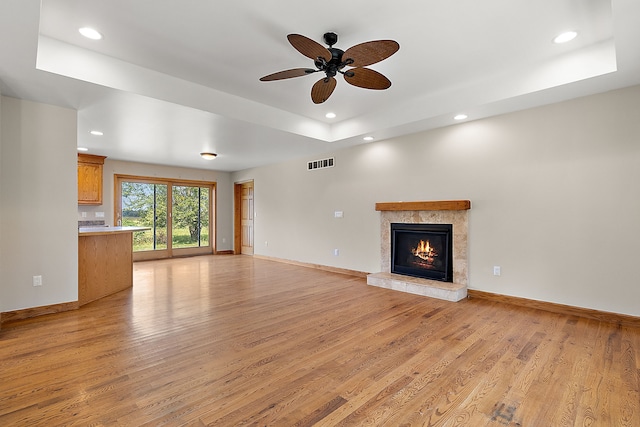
[412,240,438,263]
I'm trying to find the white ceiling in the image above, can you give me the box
[1,0,639,172]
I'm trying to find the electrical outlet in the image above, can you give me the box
[222,237,226,243]
[265,241,268,247]
[33,275,42,286]
[493,266,501,276]
[334,211,343,218]
[95,211,105,218]
[334,249,339,256]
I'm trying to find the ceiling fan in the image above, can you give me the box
[260,32,399,104]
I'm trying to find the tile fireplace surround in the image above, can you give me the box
[367,200,470,302]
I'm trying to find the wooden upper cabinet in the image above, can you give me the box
[78,153,106,205]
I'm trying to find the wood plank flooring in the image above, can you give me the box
[1,255,639,426]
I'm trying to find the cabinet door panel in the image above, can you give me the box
[78,163,103,204]
[77,154,105,205]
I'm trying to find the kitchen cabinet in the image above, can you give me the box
[78,153,106,205]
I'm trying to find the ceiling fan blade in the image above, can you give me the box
[287,34,332,62]
[343,68,391,90]
[342,40,399,67]
[260,68,317,81]
[311,77,337,104]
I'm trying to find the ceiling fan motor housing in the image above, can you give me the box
[315,47,347,77]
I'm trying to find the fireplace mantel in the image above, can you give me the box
[375,200,471,212]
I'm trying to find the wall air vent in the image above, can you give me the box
[307,157,334,171]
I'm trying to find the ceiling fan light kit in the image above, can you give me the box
[260,32,399,104]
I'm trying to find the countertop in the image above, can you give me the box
[78,226,150,236]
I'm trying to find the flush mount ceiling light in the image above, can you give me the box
[77,147,89,152]
[325,112,336,119]
[553,31,577,44]
[200,152,217,160]
[79,27,103,40]
[90,130,103,136]
[454,114,468,121]
[363,136,374,141]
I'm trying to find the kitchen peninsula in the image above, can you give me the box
[78,226,149,306]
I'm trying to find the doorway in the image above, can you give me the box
[234,180,254,255]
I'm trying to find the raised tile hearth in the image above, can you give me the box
[367,272,467,301]
[367,200,470,302]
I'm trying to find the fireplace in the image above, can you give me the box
[391,223,453,282]
[368,200,469,301]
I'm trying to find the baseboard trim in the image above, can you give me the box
[253,255,368,278]
[215,250,234,255]
[467,289,640,327]
[0,301,79,328]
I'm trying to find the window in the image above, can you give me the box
[121,182,168,251]
[171,185,210,249]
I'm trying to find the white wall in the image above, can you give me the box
[78,159,234,251]
[232,86,640,317]
[1,96,78,311]
[0,93,3,306]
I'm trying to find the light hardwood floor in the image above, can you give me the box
[1,255,639,426]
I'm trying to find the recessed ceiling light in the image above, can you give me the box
[325,112,336,119]
[553,31,577,44]
[363,136,374,141]
[77,147,89,152]
[200,152,217,160]
[79,27,103,40]
[454,114,468,121]
[90,130,104,136]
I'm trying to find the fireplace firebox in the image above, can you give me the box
[391,223,453,282]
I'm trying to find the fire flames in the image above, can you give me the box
[412,240,438,263]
